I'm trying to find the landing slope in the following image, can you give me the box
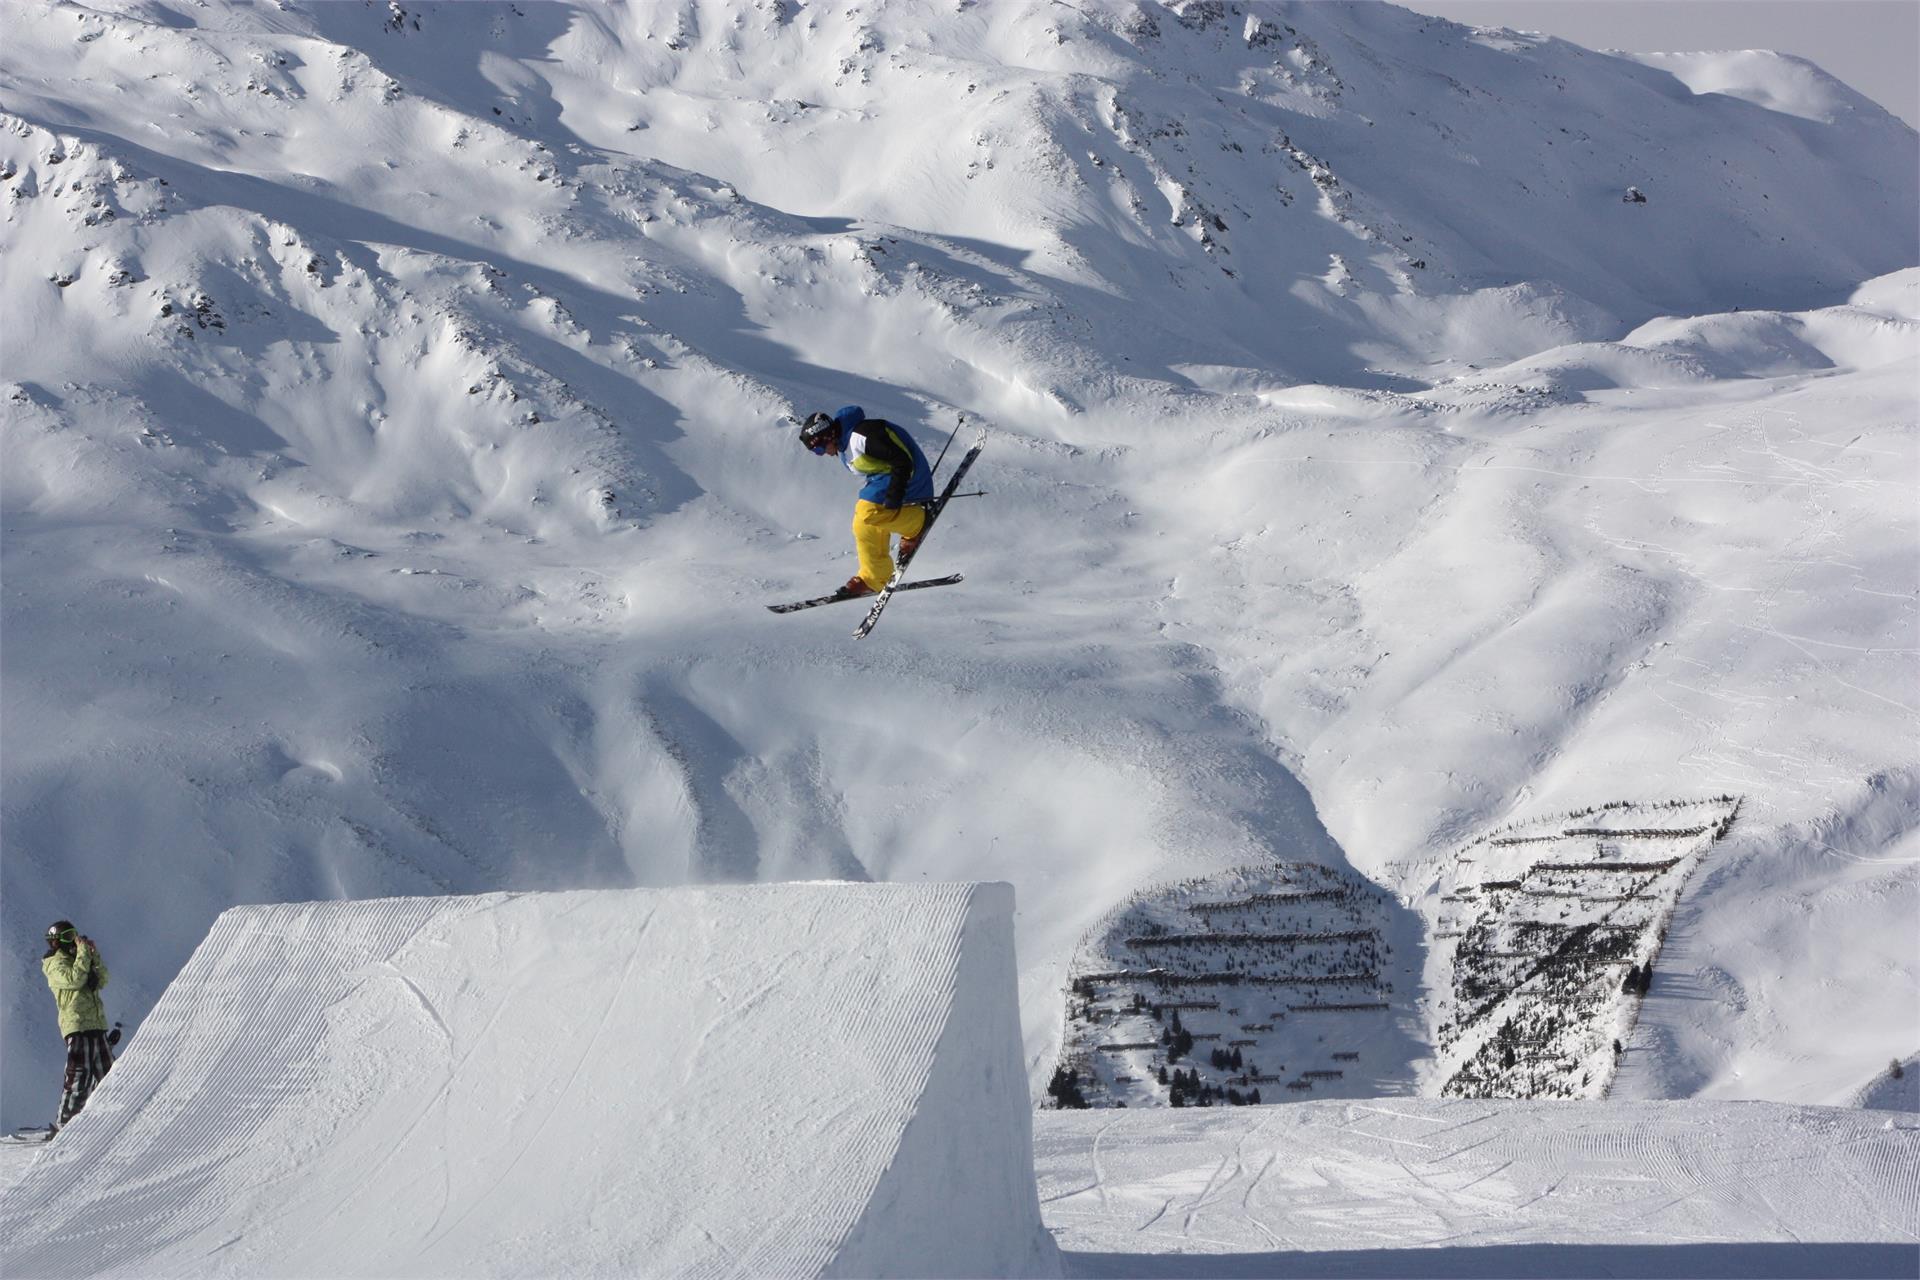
[0,883,1059,1279]
[1038,1098,1920,1277]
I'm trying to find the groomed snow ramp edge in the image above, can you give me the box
[0,883,1062,1279]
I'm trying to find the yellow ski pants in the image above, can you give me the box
[852,500,927,591]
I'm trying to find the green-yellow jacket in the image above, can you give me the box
[43,947,109,1037]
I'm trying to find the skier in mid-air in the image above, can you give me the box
[42,920,114,1133]
[798,405,935,599]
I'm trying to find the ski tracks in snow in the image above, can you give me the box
[414,905,659,1259]
[1034,1098,1920,1262]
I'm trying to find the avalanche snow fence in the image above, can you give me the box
[0,882,1060,1279]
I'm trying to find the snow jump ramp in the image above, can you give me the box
[0,882,1060,1279]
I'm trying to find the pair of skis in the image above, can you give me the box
[765,574,965,616]
[769,429,986,639]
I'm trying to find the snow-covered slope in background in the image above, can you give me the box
[548,0,1913,385]
[1,0,1914,1126]
[0,882,1058,1279]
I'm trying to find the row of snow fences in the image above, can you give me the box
[1487,828,1710,848]
[1188,889,1352,910]
[1538,859,1683,874]
[1291,1002,1390,1012]
[1125,929,1376,948]
[1101,971,1380,988]
[1473,796,1741,846]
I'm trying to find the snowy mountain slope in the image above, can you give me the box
[0,0,1914,1133]
[533,0,1916,382]
[0,882,1059,1279]
[1422,798,1741,1100]
[1161,273,1919,1103]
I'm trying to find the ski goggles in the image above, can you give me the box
[46,927,75,944]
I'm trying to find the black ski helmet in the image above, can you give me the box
[45,920,76,949]
[798,411,838,453]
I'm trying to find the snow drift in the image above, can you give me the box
[0,882,1059,1279]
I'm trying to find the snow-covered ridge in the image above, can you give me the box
[7,0,1916,395]
[1628,48,1898,126]
[0,0,1914,1129]
[1430,268,1920,401]
[0,882,1058,1279]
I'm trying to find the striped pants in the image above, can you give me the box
[58,1030,113,1126]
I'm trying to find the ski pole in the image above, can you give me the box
[929,412,965,478]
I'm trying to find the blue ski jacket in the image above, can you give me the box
[833,406,935,507]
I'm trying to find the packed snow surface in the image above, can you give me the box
[1037,1099,1920,1277]
[0,882,1058,1279]
[0,0,1916,1140]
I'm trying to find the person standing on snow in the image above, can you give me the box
[42,920,114,1131]
[798,405,936,598]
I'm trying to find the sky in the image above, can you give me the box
[1403,0,1920,128]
